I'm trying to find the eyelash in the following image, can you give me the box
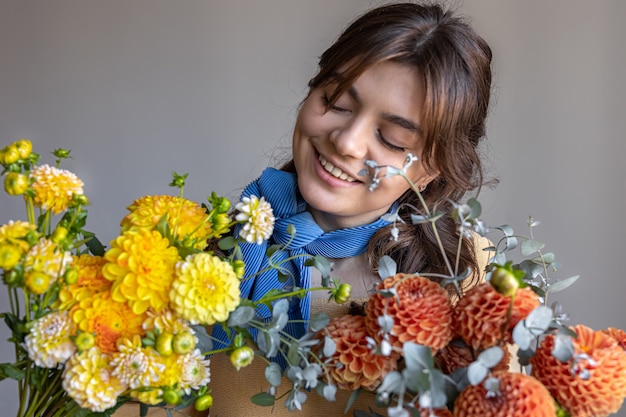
[377,130,406,153]
[321,93,406,153]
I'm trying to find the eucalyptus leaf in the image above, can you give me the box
[385,166,403,177]
[217,236,237,251]
[410,214,429,224]
[287,342,300,365]
[190,324,213,353]
[322,383,337,401]
[376,370,403,394]
[305,255,332,280]
[495,224,514,237]
[265,362,283,386]
[228,306,256,327]
[524,306,553,335]
[378,255,397,279]
[309,312,330,332]
[323,335,337,358]
[548,275,580,293]
[466,198,482,218]
[477,346,504,368]
[345,389,362,415]
[467,362,488,386]
[269,312,289,332]
[521,239,545,256]
[552,333,575,362]
[403,342,433,371]
[533,252,555,265]
[512,320,534,350]
[272,299,290,317]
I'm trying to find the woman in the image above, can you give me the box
[208,2,494,416]
[115,1,494,416]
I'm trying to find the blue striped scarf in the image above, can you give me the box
[212,167,392,358]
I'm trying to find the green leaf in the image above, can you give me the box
[345,389,361,414]
[251,392,276,407]
[218,236,237,251]
[323,335,336,358]
[467,361,488,385]
[0,363,25,381]
[403,342,433,371]
[84,232,106,256]
[466,197,482,218]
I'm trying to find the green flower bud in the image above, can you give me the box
[161,388,182,405]
[25,271,51,295]
[333,283,352,304]
[52,148,71,159]
[74,332,95,351]
[51,226,68,243]
[231,260,245,278]
[489,265,521,297]
[194,394,213,411]
[155,332,174,356]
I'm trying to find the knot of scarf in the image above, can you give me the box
[212,168,393,363]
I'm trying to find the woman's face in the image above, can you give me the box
[292,61,434,231]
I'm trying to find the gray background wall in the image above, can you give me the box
[1,0,624,415]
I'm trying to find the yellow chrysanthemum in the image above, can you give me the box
[120,195,212,250]
[110,335,165,389]
[142,308,193,335]
[102,229,179,314]
[55,254,110,310]
[25,311,76,368]
[62,346,126,412]
[70,291,146,354]
[23,237,73,287]
[235,195,275,244]
[30,164,84,214]
[0,220,37,253]
[169,252,240,325]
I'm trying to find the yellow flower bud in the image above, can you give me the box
[230,345,254,371]
[0,244,21,270]
[64,267,79,285]
[0,145,20,165]
[4,172,29,196]
[155,331,175,356]
[231,260,245,278]
[14,139,33,159]
[74,332,95,351]
[172,331,196,354]
[25,271,52,295]
[51,226,68,243]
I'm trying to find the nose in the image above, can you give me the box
[329,118,369,160]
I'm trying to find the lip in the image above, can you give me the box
[313,151,362,187]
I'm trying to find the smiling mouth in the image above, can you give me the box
[318,155,357,182]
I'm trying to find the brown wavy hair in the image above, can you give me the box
[284,2,493,290]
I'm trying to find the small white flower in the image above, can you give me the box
[25,311,76,368]
[235,196,275,244]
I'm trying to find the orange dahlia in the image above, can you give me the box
[365,273,453,352]
[601,327,626,351]
[318,314,397,391]
[55,254,110,310]
[453,283,539,351]
[70,291,146,354]
[435,339,511,375]
[453,371,556,417]
[530,324,626,417]
[120,195,212,250]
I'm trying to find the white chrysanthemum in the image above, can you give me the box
[23,238,73,281]
[110,335,165,389]
[178,349,211,393]
[25,311,76,368]
[235,195,275,244]
[62,346,126,412]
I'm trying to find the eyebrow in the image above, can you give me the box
[346,85,423,136]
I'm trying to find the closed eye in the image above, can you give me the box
[321,94,350,113]
[377,129,406,152]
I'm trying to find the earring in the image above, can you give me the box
[418,184,426,192]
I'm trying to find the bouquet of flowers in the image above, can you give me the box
[304,155,626,417]
[0,139,346,417]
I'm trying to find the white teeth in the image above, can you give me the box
[318,156,356,182]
